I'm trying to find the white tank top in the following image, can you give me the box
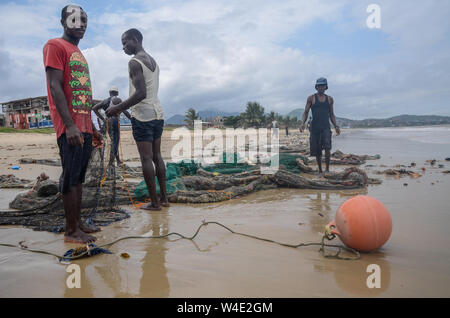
[129,57,164,121]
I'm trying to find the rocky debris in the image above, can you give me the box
[322,167,382,185]
[0,174,32,189]
[19,158,61,166]
[36,179,59,197]
[296,158,316,173]
[375,169,422,178]
[332,150,380,161]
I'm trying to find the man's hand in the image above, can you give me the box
[299,124,305,133]
[66,124,84,146]
[335,126,341,136]
[92,129,103,148]
[105,104,123,117]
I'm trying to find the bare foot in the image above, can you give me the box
[160,197,170,207]
[141,202,162,211]
[79,222,101,233]
[64,229,97,244]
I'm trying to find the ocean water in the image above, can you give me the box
[334,125,450,163]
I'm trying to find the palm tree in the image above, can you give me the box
[184,108,199,128]
[223,115,241,128]
[241,102,265,128]
[265,111,276,128]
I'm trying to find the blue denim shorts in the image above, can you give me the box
[131,118,164,142]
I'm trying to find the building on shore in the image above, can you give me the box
[1,96,51,129]
[1,96,101,129]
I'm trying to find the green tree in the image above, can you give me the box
[241,101,265,128]
[184,108,199,128]
[223,115,241,128]
[265,111,276,128]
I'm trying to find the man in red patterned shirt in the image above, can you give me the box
[43,4,101,243]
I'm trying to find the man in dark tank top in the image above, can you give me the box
[300,78,340,174]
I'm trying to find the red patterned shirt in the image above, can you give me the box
[43,38,93,138]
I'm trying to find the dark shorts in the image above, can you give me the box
[310,129,332,156]
[108,116,120,156]
[57,133,93,194]
[131,118,164,142]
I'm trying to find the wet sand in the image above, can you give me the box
[1,127,450,297]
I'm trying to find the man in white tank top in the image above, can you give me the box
[106,28,169,210]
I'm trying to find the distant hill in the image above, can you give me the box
[286,108,305,119]
[198,110,240,120]
[344,114,450,128]
[165,114,185,125]
[285,109,450,128]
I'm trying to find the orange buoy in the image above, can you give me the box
[327,195,392,252]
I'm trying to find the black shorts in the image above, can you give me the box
[131,118,164,142]
[57,133,93,194]
[310,129,332,156]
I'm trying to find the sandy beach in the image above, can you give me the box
[1,126,450,297]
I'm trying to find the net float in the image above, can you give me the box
[326,195,392,252]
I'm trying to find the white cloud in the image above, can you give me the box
[0,0,449,120]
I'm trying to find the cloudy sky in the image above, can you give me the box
[0,0,449,119]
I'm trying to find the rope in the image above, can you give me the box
[0,221,360,262]
[87,126,107,225]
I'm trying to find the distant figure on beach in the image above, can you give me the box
[272,120,278,129]
[43,5,102,243]
[272,119,279,139]
[93,86,131,166]
[106,28,169,210]
[300,78,340,174]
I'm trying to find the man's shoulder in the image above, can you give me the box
[44,38,64,48]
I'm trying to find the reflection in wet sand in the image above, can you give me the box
[139,212,170,297]
[64,262,94,298]
[307,192,332,234]
[314,255,391,297]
